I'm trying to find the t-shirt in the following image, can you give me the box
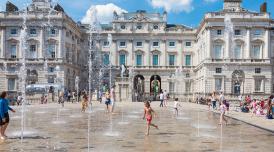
[174,101,179,108]
[160,93,164,100]
[163,92,168,99]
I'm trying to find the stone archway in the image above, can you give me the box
[133,75,145,102]
[150,75,161,100]
[232,70,245,95]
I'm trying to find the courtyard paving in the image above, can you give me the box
[0,101,274,152]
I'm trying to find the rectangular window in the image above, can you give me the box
[234,45,241,59]
[185,41,192,47]
[103,41,109,47]
[214,45,222,59]
[217,30,222,35]
[215,78,222,91]
[153,42,159,47]
[255,68,261,74]
[185,81,191,92]
[254,29,262,35]
[136,42,143,47]
[119,54,126,65]
[255,79,263,92]
[120,41,126,47]
[235,29,241,35]
[11,45,16,58]
[10,29,17,35]
[169,41,175,47]
[48,67,55,73]
[51,28,56,35]
[8,78,15,91]
[30,45,36,52]
[48,44,55,58]
[7,67,16,72]
[136,54,142,66]
[169,82,175,93]
[103,53,110,65]
[152,54,159,66]
[216,68,222,73]
[30,29,37,35]
[185,55,191,66]
[48,77,55,83]
[253,45,260,58]
[169,55,175,66]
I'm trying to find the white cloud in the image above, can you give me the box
[81,3,127,24]
[150,0,194,13]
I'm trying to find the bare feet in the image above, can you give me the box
[145,133,149,136]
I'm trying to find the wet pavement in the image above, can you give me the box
[0,102,274,152]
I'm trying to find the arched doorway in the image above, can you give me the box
[133,75,145,102]
[232,70,245,96]
[150,75,161,100]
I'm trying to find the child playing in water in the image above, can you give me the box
[105,91,111,113]
[174,98,181,116]
[219,100,228,125]
[143,101,158,136]
[81,94,88,112]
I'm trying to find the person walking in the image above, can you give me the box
[159,91,164,107]
[0,91,16,140]
[211,91,217,110]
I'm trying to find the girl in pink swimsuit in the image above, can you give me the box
[219,101,228,125]
[143,101,158,135]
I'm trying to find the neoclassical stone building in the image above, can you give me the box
[0,0,273,101]
[96,0,274,101]
[0,0,87,95]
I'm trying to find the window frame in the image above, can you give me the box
[152,41,159,47]
[136,41,143,47]
[119,41,126,48]
[185,41,192,47]
[234,29,241,36]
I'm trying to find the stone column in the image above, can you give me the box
[148,40,151,66]
[264,29,270,59]
[206,29,211,59]
[39,27,44,58]
[178,40,183,66]
[225,29,230,59]
[246,28,251,59]
[161,39,166,66]
[1,28,5,58]
[58,28,63,58]
[128,39,133,66]
[144,40,149,66]
[112,40,117,66]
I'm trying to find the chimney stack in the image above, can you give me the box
[260,2,267,13]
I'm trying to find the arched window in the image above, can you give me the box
[103,53,110,65]
[135,50,143,66]
[119,51,127,65]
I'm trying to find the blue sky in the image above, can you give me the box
[1,0,273,27]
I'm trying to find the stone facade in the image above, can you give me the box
[0,0,273,101]
[95,1,274,101]
[0,0,86,95]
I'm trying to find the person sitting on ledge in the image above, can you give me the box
[241,102,249,113]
